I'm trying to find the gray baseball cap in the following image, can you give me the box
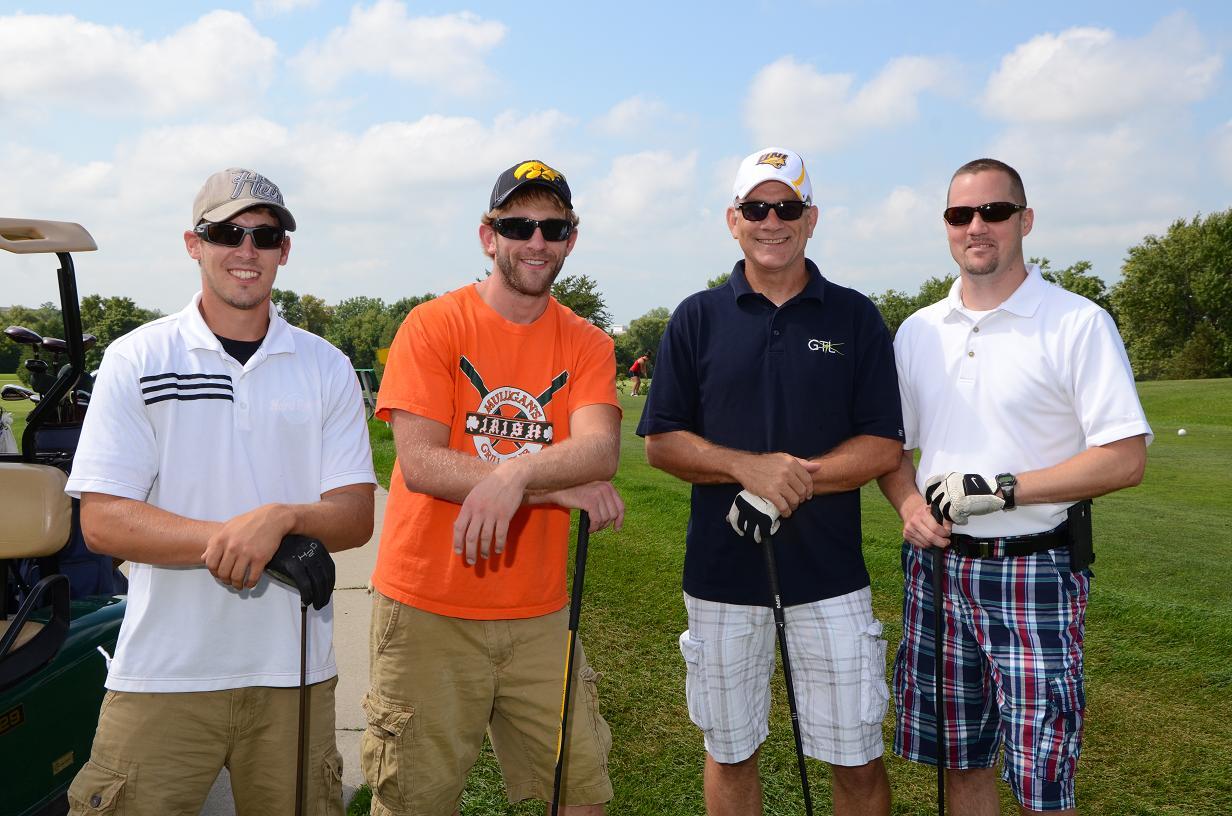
[192,168,296,231]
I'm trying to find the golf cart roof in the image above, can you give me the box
[0,218,97,254]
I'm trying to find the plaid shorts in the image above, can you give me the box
[894,540,1089,812]
[681,588,888,766]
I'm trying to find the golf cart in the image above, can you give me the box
[0,218,126,816]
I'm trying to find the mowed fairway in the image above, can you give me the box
[357,378,1231,815]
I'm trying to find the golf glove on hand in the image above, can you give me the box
[924,472,1005,525]
[727,490,781,544]
[266,534,336,610]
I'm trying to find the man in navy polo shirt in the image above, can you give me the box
[638,147,903,815]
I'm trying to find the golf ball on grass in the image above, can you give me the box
[1178,428,1188,436]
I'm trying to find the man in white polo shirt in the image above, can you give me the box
[65,168,376,815]
[878,158,1150,814]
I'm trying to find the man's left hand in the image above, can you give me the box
[924,472,1005,524]
[727,490,781,544]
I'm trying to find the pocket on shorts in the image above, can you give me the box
[315,748,344,816]
[858,619,891,725]
[678,630,713,733]
[360,691,415,811]
[1034,666,1086,782]
[67,758,128,814]
[579,665,614,773]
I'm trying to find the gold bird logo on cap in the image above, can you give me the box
[756,152,788,169]
[514,161,562,182]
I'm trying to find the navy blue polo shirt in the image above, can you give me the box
[636,260,903,607]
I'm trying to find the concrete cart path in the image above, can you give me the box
[200,485,386,815]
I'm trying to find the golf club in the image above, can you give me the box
[265,535,331,816]
[760,528,814,816]
[551,509,591,816]
[930,506,948,816]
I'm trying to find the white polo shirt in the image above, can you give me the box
[66,293,376,692]
[895,264,1152,538]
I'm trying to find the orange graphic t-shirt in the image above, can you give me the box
[373,284,618,620]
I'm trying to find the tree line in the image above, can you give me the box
[4,210,1228,382]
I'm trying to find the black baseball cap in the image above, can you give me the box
[489,160,573,211]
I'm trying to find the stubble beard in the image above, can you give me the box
[495,251,564,297]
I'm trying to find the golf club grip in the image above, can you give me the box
[551,509,591,815]
[932,546,946,815]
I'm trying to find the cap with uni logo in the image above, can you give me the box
[732,148,813,205]
[489,160,573,211]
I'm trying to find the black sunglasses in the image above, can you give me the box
[735,200,808,222]
[491,217,572,242]
[194,222,286,249]
[943,202,1027,226]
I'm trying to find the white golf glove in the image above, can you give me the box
[924,473,1005,525]
[727,490,781,544]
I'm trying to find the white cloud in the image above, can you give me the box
[1214,122,1232,185]
[984,13,1221,124]
[254,0,318,16]
[291,1,505,94]
[585,150,698,229]
[744,55,953,152]
[0,11,277,118]
[591,96,671,138]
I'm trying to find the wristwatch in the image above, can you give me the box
[995,473,1018,510]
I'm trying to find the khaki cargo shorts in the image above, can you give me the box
[361,591,613,815]
[67,679,343,815]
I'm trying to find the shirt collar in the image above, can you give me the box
[944,262,1045,319]
[177,292,294,357]
[730,259,826,306]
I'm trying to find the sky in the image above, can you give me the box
[2,1,1230,327]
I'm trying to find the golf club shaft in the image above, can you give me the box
[551,510,591,816]
[296,602,307,816]
[932,546,946,816]
[761,535,814,816]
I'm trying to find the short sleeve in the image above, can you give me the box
[375,304,455,427]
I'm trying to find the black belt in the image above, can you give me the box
[949,524,1068,559]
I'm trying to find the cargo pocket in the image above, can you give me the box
[678,630,713,733]
[858,619,891,725]
[578,666,613,773]
[315,748,344,816]
[1034,666,1085,782]
[360,692,415,812]
[67,759,128,814]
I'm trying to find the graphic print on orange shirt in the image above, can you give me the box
[460,355,568,462]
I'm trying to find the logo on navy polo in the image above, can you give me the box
[807,339,844,354]
[459,356,568,462]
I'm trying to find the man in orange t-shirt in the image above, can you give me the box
[362,160,624,816]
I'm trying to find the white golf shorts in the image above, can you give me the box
[680,587,889,766]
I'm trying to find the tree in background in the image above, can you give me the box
[1033,257,1115,319]
[1112,210,1232,380]
[871,276,954,337]
[78,295,162,371]
[615,307,670,372]
[707,272,731,289]
[552,274,611,330]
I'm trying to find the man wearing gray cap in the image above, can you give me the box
[65,168,376,815]
[364,159,623,814]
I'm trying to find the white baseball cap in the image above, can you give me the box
[732,148,813,204]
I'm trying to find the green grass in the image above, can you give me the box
[353,379,1232,815]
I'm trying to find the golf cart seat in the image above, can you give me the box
[0,462,72,691]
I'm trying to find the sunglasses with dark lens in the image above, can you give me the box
[736,200,808,222]
[194,222,286,249]
[491,217,572,242]
[942,202,1027,226]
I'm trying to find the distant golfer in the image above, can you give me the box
[877,158,1151,814]
[363,159,624,815]
[65,168,376,814]
[629,350,651,396]
[638,147,903,815]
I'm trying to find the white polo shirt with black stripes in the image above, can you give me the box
[66,292,376,693]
